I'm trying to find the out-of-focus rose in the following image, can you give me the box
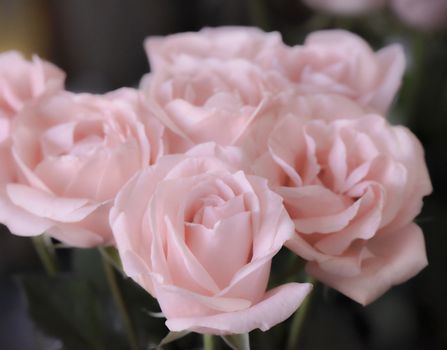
[276,30,405,114]
[256,110,431,304]
[0,51,65,186]
[144,26,283,71]
[0,116,9,143]
[110,143,312,334]
[0,51,64,119]
[0,88,165,247]
[303,0,386,16]
[141,55,280,153]
[0,118,14,185]
[391,0,447,31]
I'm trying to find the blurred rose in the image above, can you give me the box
[0,88,165,247]
[391,0,447,31]
[0,118,14,185]
[145,26,283,71]
[256,109,431,304]
[0,116,9,143]
[277,30,405,114]
[303,0,386,16]
[141,55,280,153]
[0,51,64,119]
[0,51,65,185]
[110,143,312,334]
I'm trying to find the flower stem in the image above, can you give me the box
[32,235,58,276]
[248,0,270,30]
[101,252,139,350]
[203,334,214,350]
[286,277,316,350]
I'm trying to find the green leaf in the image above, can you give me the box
[152,331,190,349]
[99,246,123,273]
[71,249,166,347]
[143,310,165,318]
[221,333,250,350]
[18,274,115,350]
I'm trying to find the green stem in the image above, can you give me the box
[248,0,270,30]
[221,334,250,350]
[99,246,124,274]
[286,277,316,350]
[281,253,306,283]
[101,253,139,350]
[406,32,427,124]
[32,235,58,276]
[203,334,214,350]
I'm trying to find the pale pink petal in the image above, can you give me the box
[252,152,286,187]
[0,191,53,236]
[307,223,427,305]
[6,183,101,222]
[12,148,51,192]
[46,223,104,248]
[247,175,295,256]
[314,184,383,254]
[153,283,253,323]
[293,194,361,234]
[277,185,350,219]
[316,244,374,277]
[370,44,405,113]
[164,215,220,294]
[217,258,271,303]
[165,282,313,334]
[268,115,309,186]
[327,133,347,192]
[40,122,76,157]
[186,212,252,289]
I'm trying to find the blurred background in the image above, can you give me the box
[0,0,446,349]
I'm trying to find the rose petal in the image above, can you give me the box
[6,183,101,222]
[370,44,405,113]
[186,211,252,289]
[165,282,312,334]
[314,184,383,255]
[46,223,104,248]
[307,223,427,305]
[0,191,53,236]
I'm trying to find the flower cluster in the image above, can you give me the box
[0,27,431,335]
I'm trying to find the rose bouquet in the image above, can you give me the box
[0,27,431,349]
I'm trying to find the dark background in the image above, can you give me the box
[0,1,446,349]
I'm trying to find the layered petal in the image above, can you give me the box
[306,224,427,305]
[166,283,312,335]
[1,88,165,247]
[260,106,431,304]
[110,144,309,334]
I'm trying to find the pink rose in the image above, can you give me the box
[239,93,366,162]
[0,118,14,185]
[110,143,312,334]
[0,51,64,119]
[276,30,405,113]
[144,26,283,71]
[0,116,9,143]
[256,111,431,304]
[0,51,65,185]
[391,0,447,31]
[0,88,165,247]
[303,0,386,16]
[141,55,279,153]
